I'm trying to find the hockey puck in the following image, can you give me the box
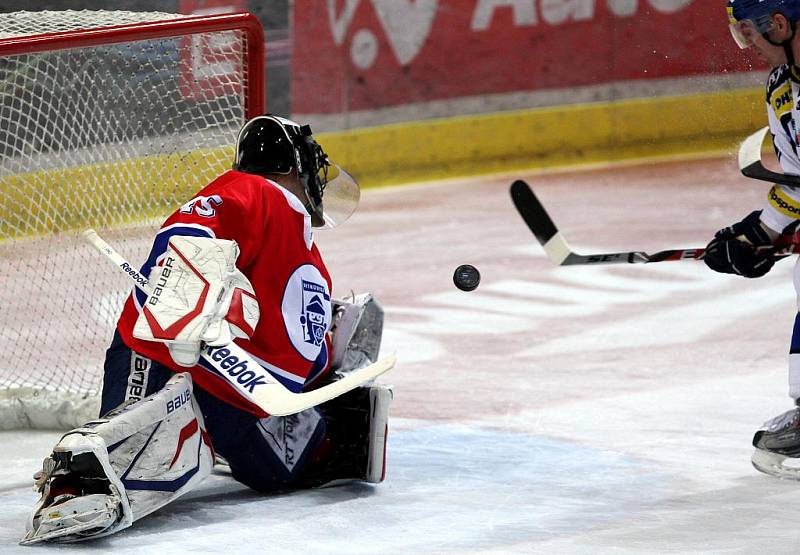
[453,264,480,291]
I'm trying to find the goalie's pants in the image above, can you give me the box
[99,330,326,492]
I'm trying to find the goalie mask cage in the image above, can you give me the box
[0,10,264,429]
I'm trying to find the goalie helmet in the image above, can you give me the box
[233,114,360,228]
[727,0,800,49]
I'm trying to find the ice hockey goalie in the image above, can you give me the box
[22,114,393,544]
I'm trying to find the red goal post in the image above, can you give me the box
[0,10,265,429]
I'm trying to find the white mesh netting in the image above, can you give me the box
[0,10,183,39]
[0,10,254,428]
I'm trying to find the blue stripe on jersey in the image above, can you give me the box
[791,312,800,355]
[134,224,215,307]
[305,340,329,387]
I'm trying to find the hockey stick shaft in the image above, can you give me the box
[83,230,152,293]
[83,229,395,415]
[738,127,800,188]
[509,180,800,266]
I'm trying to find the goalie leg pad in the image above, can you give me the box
[22,373,213,544]
[297,384,393,488]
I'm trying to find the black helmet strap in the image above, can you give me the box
[293,125,329,225]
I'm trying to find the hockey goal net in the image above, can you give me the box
[0,10,264,428]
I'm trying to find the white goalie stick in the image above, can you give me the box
[509,179,800,265]
[83,229,395,416]
[738,126,800,188]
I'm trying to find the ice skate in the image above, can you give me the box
[751,405,800,480]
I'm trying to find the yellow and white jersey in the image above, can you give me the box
[764,64,800,233]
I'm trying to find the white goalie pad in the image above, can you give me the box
[365,385,392,484]
[133,236,260,366]
[21,373,213,545]
[330,293,384,374]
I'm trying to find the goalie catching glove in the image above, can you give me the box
[704,210,783,278]
[133,236,259,366]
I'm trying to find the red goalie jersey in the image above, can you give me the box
[116,170,333,417]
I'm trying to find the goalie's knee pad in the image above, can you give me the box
[298,384,393,488]
[22,373,213,544]
[221,407,326,492]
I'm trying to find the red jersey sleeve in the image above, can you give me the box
[163,171,268,269]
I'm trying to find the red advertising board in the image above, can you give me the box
[292,0,762,114]
[179,0,247,102]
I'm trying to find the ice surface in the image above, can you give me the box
[3,158,800,553]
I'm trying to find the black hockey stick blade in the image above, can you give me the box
[510,179,648,265]
[509,179,800,265]
[739,127,800,188]
[509,179,558,246]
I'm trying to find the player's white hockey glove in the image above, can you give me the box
[132,236,260,366]
[704,210,783,278]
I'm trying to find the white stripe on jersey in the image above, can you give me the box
[158,222,218,238]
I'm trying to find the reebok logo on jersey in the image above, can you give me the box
[205,346,271,393]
